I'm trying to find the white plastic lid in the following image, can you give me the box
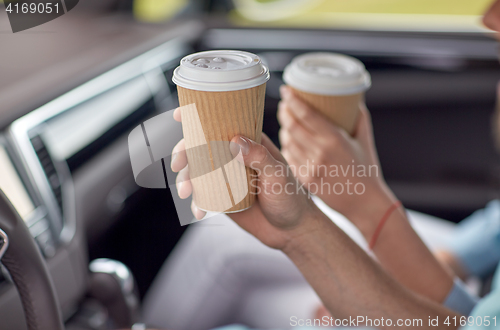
[283,53,371,96]
[172,50,270,92]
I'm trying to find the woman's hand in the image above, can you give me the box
[171,108,322,251]
[277,85,397,238]
[278,86,456,303]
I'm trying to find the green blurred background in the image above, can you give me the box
[134,0,493,32]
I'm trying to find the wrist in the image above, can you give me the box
[349,185,399,240]
[282,204,330,256]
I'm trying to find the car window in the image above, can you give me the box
[133,0,494,32]
[230,0,494,32]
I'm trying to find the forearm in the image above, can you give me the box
[283,209,459,329]
[347,184,454,304]
[369,206,454,303]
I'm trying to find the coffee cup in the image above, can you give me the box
[173,50,270,213]
[283,52,371,135]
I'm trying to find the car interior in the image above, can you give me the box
[0,0,499,329]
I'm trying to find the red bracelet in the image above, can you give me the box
[368,200,403,250]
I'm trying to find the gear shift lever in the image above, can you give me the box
[89,258,140,328]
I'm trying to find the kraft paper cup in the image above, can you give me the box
[283,53,371,135]
[173,50,269,213]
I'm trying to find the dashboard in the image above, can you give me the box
[0,20,197,329]
[0,144,35,221]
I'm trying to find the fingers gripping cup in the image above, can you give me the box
[283,53,371,135]
[173,50,270,213]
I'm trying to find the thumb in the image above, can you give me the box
[230,136,282,175]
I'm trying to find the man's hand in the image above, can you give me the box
[170,107,460,325]
[278,85,396,238]
[171,108,321,251]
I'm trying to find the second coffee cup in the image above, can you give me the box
[173,50,269,213]
[283,52,371,135]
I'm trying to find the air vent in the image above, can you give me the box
[30,135,63,215]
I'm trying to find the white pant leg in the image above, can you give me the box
[407,210,456,251]
[311,196,457,252]
[234,200,458,329]
[142,215,316,330]
[143,199,456,329]
[234,280,322,329]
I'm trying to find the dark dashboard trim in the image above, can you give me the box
[202,28,498,60]
[7,37,191,246]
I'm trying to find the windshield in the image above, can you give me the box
[134,0,494,33]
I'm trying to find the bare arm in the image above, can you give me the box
[278,86,454,304]
[171,109,459,327]
[282,208,459,329]
[367,203,454,303]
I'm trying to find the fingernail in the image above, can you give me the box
[230,137,250,156]
[237,137,250,155]
[171,152,178,169]
[230,141,240,157]
[191,203,198,219]
[177,181,183,197]
[192,204,204,220]
[280,85,290,99]
[277,101,285,111]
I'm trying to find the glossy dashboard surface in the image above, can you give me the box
[0,10,201,128]
[0,13,202,330]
